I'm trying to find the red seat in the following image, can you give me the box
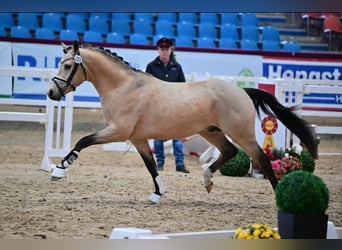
[323,14,342,51]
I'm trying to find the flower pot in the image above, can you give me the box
[277,211,328,239]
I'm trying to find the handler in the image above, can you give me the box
[145,37,190,173]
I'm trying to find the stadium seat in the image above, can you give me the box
[323,14,342,50]
[240,39,259,50]
[178,13,197,24]
[66,13,88,19]
[59,29,79,41]
[154,20,175,38]
[262,25,280,43]
[129,33,148,45]
[240,13,259,27]
[89,13,110,20]
[0,13,14,29]
[157,13,177,23]
[111,19,131,37]
[134,13,153,22]
[35,28,56,40]
[111,13,131,20]
[83,30,103,43]
[283,41,301,52]
[132,19,153,37]
[199,13,218,25]
[198,22,217,39]
[42,13,63,32]
[106,32,125,44]
[218,38,237,49]
[177,21,195,38]
[197,37,216,48]
[17,13,39,31]
[10,26,31,38]
[65,14,86,33]
[262,40,280,51]
[88,16,109,34]
[174,36,193,47]
[219,23,239,41]
[220,13,239,26]
[0,27,7,37]
[241,25,259,42]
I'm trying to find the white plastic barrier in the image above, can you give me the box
[109,221,341,239]
[0,66,73,172]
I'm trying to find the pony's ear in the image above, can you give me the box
[73,40,79,53]
[61,42,68,54]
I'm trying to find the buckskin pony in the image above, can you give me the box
[47,41,318,203]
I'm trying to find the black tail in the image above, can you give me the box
[244,88,318,159]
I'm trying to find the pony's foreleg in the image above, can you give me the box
[51,128,116,180]
[199,127,238,193]
[131,140,166,204]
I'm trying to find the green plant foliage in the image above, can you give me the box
[299,150,315,172]
[219,149,250,177]
[275,170,329,216]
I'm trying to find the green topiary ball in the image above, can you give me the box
[275,170,329,216]
[219,149,250,177]
[299,150,315,173]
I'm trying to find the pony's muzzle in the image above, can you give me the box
[47,88,61,101]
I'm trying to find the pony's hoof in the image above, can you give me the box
[51,176,64,181]
[205,182,214,193]
[148,193,162,204]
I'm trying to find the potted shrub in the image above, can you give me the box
[275,170,330,239]
[219,148,250,177]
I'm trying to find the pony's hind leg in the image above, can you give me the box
[199,126,238,193]
[131,139,166,204]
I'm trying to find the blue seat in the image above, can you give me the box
[219,38,237,49]
[106,32,125,44]
[0,13,14,28]
[66,14,86,33]
[35,28,55,40]
[178,13,197,24]
[152,34,164,45]
[157,13,177,23]
[262,40,280,51]
[111,13,132,21]
[283,41,301,52]
[220,13,239,26]
[197,37,215,48]
[59,29,79,41]
[154,20,175,38]
[134,13,153,22]
[42,13,63,32]
[17,13,39,30]
[133,19,153,37]
[83,30,103,42]
[66,13,88,19]
[198,22,217,39]
[89,13,110,20]
[177,21,195,37]
[240,13,259,27]
[0,27,7,37]
[262,25,280,43]
[129,33,148,45]
[111,19,131,36]
[241,25,259,42]
[175,36,193,47]
[88,16,109,34]
[10,26,31,38]
[199,13,218,25]
[220,23,239,41]
[240,39,259,50]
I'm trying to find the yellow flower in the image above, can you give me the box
[253,229,261,237]
[232,223,281,239]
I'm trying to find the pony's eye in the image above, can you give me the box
[64,64,72,70]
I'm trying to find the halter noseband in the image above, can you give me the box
[51,50,87,97]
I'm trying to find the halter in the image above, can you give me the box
[51,50,87,97]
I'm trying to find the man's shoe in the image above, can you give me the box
[157,165,164,171]
[176,165,190,173]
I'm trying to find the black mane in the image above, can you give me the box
[80,43,142,72]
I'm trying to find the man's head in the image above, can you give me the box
[156,37,173,63]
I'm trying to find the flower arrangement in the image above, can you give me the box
[232,223,281,239]
[263,143,315,180]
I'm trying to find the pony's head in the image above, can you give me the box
[47,40,87,101]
